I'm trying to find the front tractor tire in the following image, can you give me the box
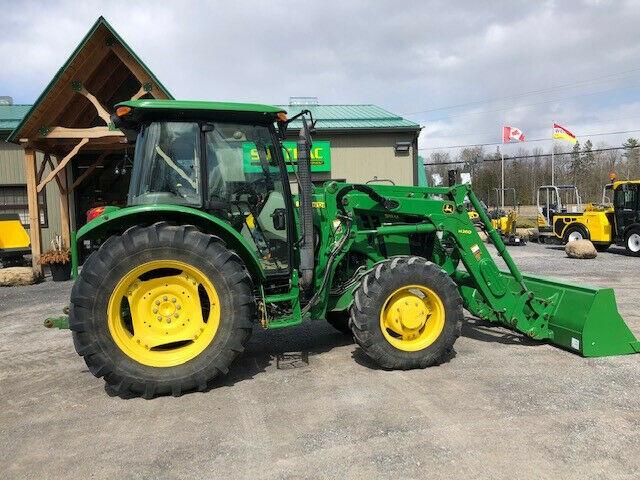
[350,257,462,369]
[69,223,256,398]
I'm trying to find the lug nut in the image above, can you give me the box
[176,305,182,310]
[155,300,160,306]
[174,313,179,318]
[172,298,177,303]
[153,308,158,314]
[157,315,162,321]
[163,295,168,301]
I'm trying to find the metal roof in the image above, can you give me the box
[0,105,32,131]
[281,104,420,131]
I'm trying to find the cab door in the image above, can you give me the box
[613,183,639,238]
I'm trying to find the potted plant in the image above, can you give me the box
[38,235,71,282]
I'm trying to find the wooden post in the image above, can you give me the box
[24,148,42,273]
[58,161,71,249]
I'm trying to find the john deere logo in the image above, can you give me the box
[443,203,455,214]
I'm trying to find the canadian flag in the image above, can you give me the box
[502,126,525,143]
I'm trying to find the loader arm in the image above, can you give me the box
[327,182,639,357]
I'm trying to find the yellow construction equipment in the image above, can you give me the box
[0,214,30,267]
[488,188,525,246]
[537,179,640,254]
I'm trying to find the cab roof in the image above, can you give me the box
[613,180,640,189]
[116,100,286,118]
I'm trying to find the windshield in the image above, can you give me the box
[128,122,201,206]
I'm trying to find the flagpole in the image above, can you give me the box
[500,141,505,209]
[551,124,555,186]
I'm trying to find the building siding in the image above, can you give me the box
[287,131,417,186]
[0,142,62,248]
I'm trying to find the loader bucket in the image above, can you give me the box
[503,271,640,357]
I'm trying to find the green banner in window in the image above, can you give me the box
[243,141,331,173]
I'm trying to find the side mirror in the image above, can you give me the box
[271,208,286,231]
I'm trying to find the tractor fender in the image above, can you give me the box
[76,204,265,281]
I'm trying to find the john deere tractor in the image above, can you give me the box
[55,100,639,398]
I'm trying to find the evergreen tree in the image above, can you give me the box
[622,138,639,179]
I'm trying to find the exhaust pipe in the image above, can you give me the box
[297,121,314,289]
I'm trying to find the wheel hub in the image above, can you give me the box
[107,260,220,367]
[379,285,445,351]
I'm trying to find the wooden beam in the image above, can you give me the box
[110,42,153,87]
[45,155,66,195]
[37,138,88,192]
[36,154,48,183]
[66,57,129,128]
[67,152,110,193]
[57,161,71,248]
[75,85,111,125]
[24,148,42,273]
[131,85,148,101]
[45,126,124,139]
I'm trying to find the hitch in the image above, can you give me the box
[44,315,69,330]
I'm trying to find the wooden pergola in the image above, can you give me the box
[8,17,172,272]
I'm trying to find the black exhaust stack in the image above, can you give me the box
[297,117,315,289]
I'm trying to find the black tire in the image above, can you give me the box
[563,224,589,244]
[624,227,640,256]
[594,243,611,252]
[69,222,256,398]
[326,310,351,334]
[350,256,462,369]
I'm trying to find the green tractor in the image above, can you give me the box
[58,99,639,398]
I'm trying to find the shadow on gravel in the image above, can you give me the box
[350,343,457,370]
[600,247,637,257]
[105,321,355,399]
[462,317,540,347]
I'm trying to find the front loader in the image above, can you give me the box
[49,100,639,398]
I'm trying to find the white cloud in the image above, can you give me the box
[0,0,638,153]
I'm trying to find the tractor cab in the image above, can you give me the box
[612,181,640,250]
[115,100,297,277]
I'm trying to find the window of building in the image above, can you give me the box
[0,185,48,228]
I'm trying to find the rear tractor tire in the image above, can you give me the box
[625,227,640,256]
[69,223,256,398]
[350,256,462,369]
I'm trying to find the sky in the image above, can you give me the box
[1,0,639,155]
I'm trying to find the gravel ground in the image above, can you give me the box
[0,242,638,479]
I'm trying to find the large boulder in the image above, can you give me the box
[0,267,41,286]
[517,227,538,242]
[565,240,597,259]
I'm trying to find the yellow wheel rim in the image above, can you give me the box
[379,285,445,352]
[107,260,221,367]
